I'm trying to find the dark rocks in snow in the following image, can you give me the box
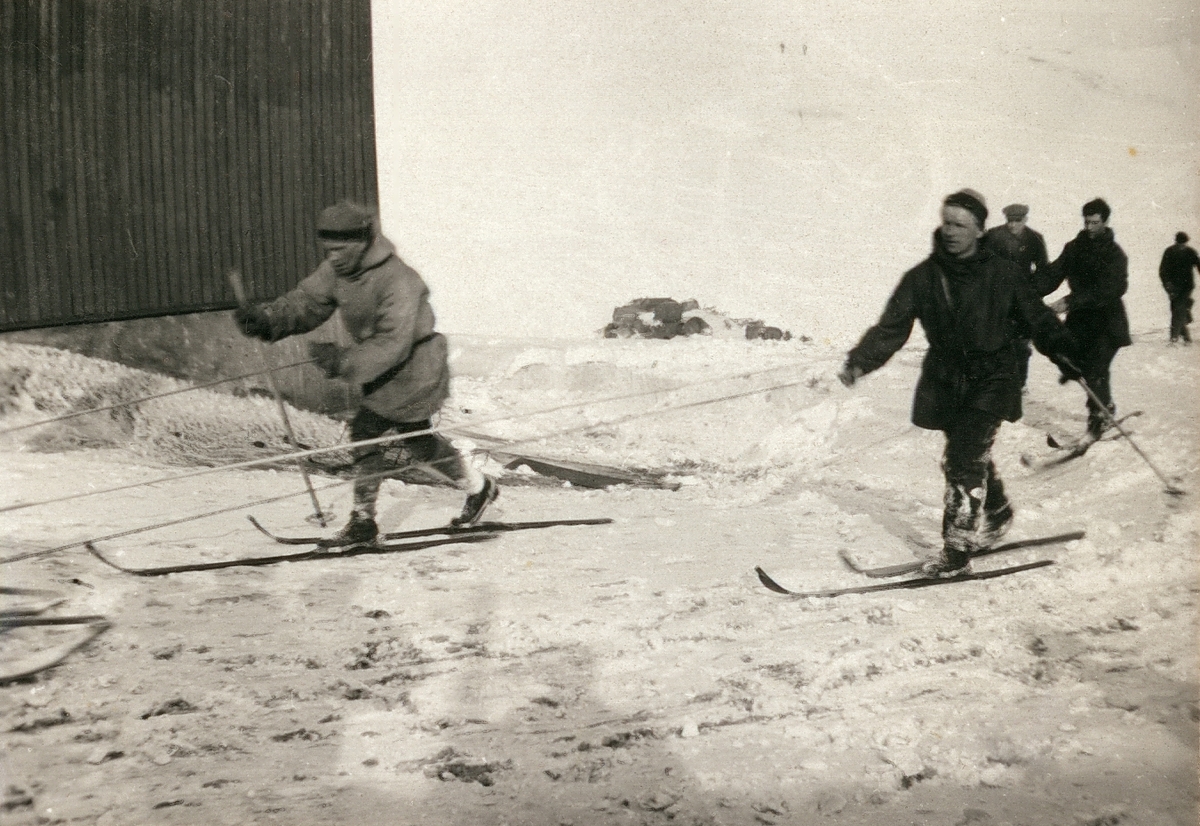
[603,298,801,341]
[744,320,791,341]
[603,298,707,340]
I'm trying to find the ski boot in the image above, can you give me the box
[921,546,971,579]
[317,511,379,548]
[451,477,499,527]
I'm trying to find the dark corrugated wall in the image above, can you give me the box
[0,0,378,331]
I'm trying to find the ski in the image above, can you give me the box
[755,559,1054,598]
[85,532,498,577]
[247,515,613,546]
[0,585,67,618]
[839,530,1085,578]
[0,617,111,685]
[1045,410,1142,451]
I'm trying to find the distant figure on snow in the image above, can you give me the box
[838,189,1079,578]
[233,201,499,547]
[985,204,1050,388]
[1158,231,1197,345]
[1035,198,1131,442]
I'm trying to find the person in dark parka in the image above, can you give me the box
[234,201,499,546]
[1035,198,1132,440]
[1158,231,1198,344]
[839,190,1078,577]
[985,203,1050,388]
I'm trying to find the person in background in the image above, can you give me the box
[233,201,499,547]
[839,190,1078,578]
[985,204,1050,388]
[1036,198,1131,442]
[1158,231,1197,345]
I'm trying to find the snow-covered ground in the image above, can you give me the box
[1,331,1196,825]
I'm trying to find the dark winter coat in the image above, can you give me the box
[985,224,1049,277]
[258,235,451,422]
[1036,228,1132,348]
[846,232,1072,431]
[1159,243,1199,297]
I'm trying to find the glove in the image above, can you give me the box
[838,363,864,388]
[233,303,273,340]
[308,342,345,378]
[1051,353,1083,384]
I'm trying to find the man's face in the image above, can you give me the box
[321,239,369,276]
[1083,213,1106,239]
[1006,216,1027,235]
[941,205,983,258]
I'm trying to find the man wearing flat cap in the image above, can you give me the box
[233,200,499,546]
[985,204,1050,390]
[838,190,1079,578]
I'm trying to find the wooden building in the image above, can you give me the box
[0,0,378,333]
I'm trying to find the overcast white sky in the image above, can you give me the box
[370,1,1198,343]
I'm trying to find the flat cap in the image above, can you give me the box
[317,200,374,241]
[1002,204,1029,220]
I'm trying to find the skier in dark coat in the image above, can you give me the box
[839,190,1078,577]
[1158,231,1198,344]
[985,204,1050,388]
[1035,198,1132,441]
[234,201,499,547]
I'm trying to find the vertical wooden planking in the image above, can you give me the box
[1,0,378,331]
[0,3,31,324]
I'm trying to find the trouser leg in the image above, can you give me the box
[1077,340,1119,437]
[347,408,399,520]
[394,422,483,492]
[348,410,485,515]
[982,460,1009,516]
[941,410,1001,556]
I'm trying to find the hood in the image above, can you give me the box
[342,235,397,280]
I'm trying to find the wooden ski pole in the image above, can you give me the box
[228,269,330,525]
[1075,376,1184,496]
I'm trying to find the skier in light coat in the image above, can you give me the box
[234,201,498,546]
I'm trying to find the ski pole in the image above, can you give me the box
[1073,375,1184,496]
[228,269,330,525]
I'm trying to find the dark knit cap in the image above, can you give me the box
[943,189,988,229]
[1002,204,1029,220]
[317,200,375,241]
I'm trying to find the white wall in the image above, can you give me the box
[371,1,1199,343]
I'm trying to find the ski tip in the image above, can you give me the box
[754,566,792,595]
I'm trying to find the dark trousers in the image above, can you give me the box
[348,408,465,517]
[1015,338,1032,388]
[1075,339,1119,436]
[1168,293,1193,342]
[941,409,1007,553]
